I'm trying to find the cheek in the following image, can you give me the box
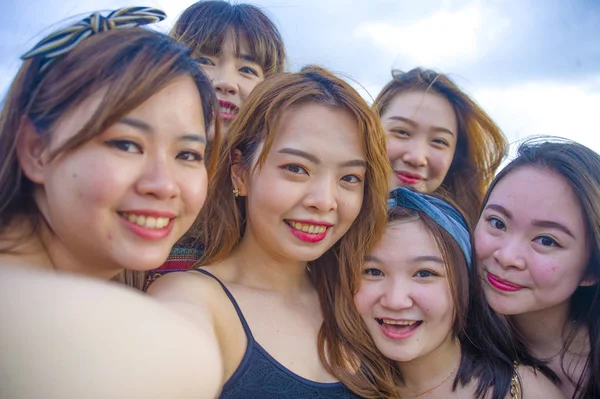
[386,137,403,162]
[431,151,454,178]
[354,285,376,316]
[47,153,128,207]
[179,169,208,213]
[528,255,583,289]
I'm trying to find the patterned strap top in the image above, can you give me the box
[192,268,362,399]
[511,362,522,399]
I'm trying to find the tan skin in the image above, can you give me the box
[149,104,368,386]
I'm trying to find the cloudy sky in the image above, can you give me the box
[2,0,599,156]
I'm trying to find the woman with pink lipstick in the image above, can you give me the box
[374,68,507,226]
[475,137,600,399]
[0,7,224,398]
[323,188,563,399]
[148,65,391,398]
[171,0,286,137]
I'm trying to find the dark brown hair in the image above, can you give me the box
[171,0,286,76]
[374,68,507,226]
[326,193,542,399]
[481,136,600,399]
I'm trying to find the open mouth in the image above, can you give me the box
[218,100,239,119]
[376,318,422,335]
[118,212,171,229]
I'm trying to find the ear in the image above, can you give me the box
[16,117,49,184]
[230,149,249,197]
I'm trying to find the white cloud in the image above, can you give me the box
[352,1,510,69]
[474,78,600,155]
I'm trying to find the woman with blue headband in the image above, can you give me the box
[321,188,563,398]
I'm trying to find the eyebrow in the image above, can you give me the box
[364,254,382,263]
[387,116,455,137]
[119,118,206,144]
[240,53,258,64]
[486,203,575,238]
[278,147,366,168]
[413,255,444,264]
[531,220,575,238]
[485,203,513,219]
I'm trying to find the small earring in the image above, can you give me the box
[233,187,240,197]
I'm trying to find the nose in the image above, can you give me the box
[493,236,527,271]
[380,278,414,310]
[302,176,337,212]
[401,138,428,168]
[136,155,180,200]
[212,64,238,95]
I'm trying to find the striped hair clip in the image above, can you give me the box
[21,7,167,73]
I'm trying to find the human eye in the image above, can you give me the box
[195,56,215,66]
[239,65,261,77]
[533,235,560,248]
[106,140,142,154]
[177,151,204,162]
[281,164,308,175]
[341,174,363,184]
[432,137,450,147]
[487,217,506,231]
[414,269,438,278]
[390,128,409,137]
[363,268,384,277]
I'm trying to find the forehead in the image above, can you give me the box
[370,220,440,264]
[489,166,585,230]
[268,103,365,161]
[382,90,456,125]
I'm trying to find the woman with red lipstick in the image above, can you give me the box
[324,188,563,399]
[374,68,507,226]
[146,1,288,279]
[0,8,224,398]
[148,66,391,398]
[475,137,600,399]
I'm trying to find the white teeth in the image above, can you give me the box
[382,319,417,326]
[288,221,327,234]
[122,213,170,229]
[219,106,237,114]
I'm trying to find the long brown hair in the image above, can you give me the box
[481,137,600,399]
[0,27,220,281]
[171,0,286,76]
[191,64,391,374]
[374,68,507,226]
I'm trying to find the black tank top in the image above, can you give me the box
[193,268,362,399]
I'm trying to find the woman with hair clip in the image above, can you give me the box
[149,0,288,277]
[475,137,600,399]
[148,65,391,398]
[0,7,223,398]
[322,188,563,398]
[374,68,507,226]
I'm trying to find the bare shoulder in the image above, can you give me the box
[147,267,225,305]
[516,366,565,399]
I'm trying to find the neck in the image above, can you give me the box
[0,218,120,280]
[397,335,461,397]
[511,300,575,358]
[229,229,314,296]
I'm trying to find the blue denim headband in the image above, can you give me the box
[388,188,472,268]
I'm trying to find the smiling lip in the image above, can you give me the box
[486,272,523,292]
[218,99,239,120]
[395,171,424,185]
[286,219,333,243]
[377,318,422,340]
[119,209,176,240]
